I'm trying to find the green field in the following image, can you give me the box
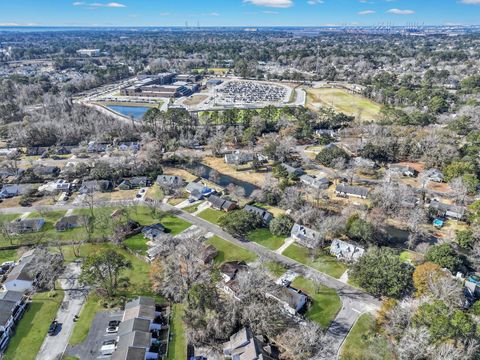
[307,87,382,121]
[205,236,257,264]
[341,313,394,360]
[69,294,103,346]
[247,228,285,251]
[4,291,65,360]
[283,244,347,279]
[165,304,187,360]
[197,208,225,225]
[291,276,341,328]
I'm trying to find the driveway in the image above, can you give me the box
[36,262,88,360]
[66,311,123,360]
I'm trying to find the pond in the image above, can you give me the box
[186,164,259,196]
[106,105,151,120]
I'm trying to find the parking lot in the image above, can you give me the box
[215,80,290,105]
[66,310,123,360]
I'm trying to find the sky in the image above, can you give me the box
[0,0,480,27]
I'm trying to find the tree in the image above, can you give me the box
[412,262,444,297]
[79,250,132,297]
[28,247,65,290]
[456,229,476,249]
[269,214,294,236]
[346,214,375,244]
[218,210,263,237]
[425,244,462,273]
[315,145,349,168]
[350,247,413,298]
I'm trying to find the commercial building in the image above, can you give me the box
[76,49,100,56]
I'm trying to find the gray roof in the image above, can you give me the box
[291,223,320,245]
[111,332,150,360]
[0,299,18,327]
[156,175,184,186]
[0,291,25,303]
[299,175,330,189]
[117,318,151,337]
[335,184,369,198]
[330,239,365,262]
[243,205,273,223]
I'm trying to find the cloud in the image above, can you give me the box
[73,2,126,8]
[307,0,324,5]
[262,10,279,14]
[358,10,375,15]
[461,0,480,4]
[387,8,415,15]
[243,0,293,8]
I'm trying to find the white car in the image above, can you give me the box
[105,326,118,334]
[100,340,117,355]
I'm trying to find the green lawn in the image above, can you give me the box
[0,213,20,223]
[283,244,347,279]
[4,291,65,360]
[161,215,191,235]
[341,313,394,360]
[123,233,149,255]
[291,276,341,328]
[265,261,288,277]
[197,208,224,225]
[182,202,204,214]
[206,236,257,264]
[247,228,285,251]
[69,294,103,346]
[0,249,18,264]
[166,304,186,360]
[27,210,66,222]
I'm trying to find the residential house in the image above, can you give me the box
[299,175,330,190]
[186,182,215,201]
[141,224,166,241]
[0,291,28,353]
[7,218,45,234]
[156,175,185,188]
[243,205,273,225]
[55,146,71,155]
[3,250,38,292]
[200,244,218,265]
[208,195,237,212]
[55,215,85,232]
[38,179,71,194]
[389,164,418,177]
[281,163,304,178]
[291,223,321,249]
[352,157,377,170]
[111,297,169,360]
[32,165,60,177]
[330,239,365,262]
[118,177,150,190]
[87,141,108,153]
[425,168,444,183]
[26,147,49,156]
[79,180,113,195]
[223,327,278,360]
[266,286,308,316]
[0,185,19,199]
[218,261,249,300]
[224,151,255,165]
[335,184,369,199]
[315,129,337,138]
[428,200,465,221]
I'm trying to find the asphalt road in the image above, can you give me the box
[36,262,88,360]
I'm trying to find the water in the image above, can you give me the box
[106,105,150,120]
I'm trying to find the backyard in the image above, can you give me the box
[205,236,257,264]
[4,291,65,360]
[165,304,187,360]
[283,243,347,279]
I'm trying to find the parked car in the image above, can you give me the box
[2,261,15,267]
[106,325,118,334]
[48,320,59,336]
[108,320,121,327]
[101,340,117,356]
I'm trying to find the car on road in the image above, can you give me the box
[106,325,118,334]
[108,320,121,327]
[101,339,117,356]
[48,320,59,336]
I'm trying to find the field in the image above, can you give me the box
[291,276,340,329]
[165,304,187,360]
[341,313,394,360]
[183,95,209,106]
[283,244,347,279]
[201,156,266,187]
[247,228,285,251]
[4,291,65,360]
[306,87,382,122]
[205,236,257,264]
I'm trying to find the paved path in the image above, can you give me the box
[36,262,87,360]
[275,237,295,255]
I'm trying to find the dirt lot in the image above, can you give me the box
[163,167,198,182]
[201,156,267,187]
[183,95,209,106]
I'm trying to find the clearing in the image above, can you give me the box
[247,228,285,251]
[306,87,382,122]
[206,236,257,264]
[183,95,209,106]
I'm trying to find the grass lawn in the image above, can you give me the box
[283,244,347,279]
[123,233,149,255]
[161,215,191,235]
[27,210,66,222]
[182,201,204,214]
[291,276,340,329]
[306,87,382,122]
[247,228,285,251]
[69,294,103,346]
[0,249,18,264]
[0,213,20,222]
[206,236,257,264]
[145,184,164,202]
[265,261,288,277]
[4,290,65,360]
[166,304,186,360]
[341,313,394,360]
[197,208,225,225]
